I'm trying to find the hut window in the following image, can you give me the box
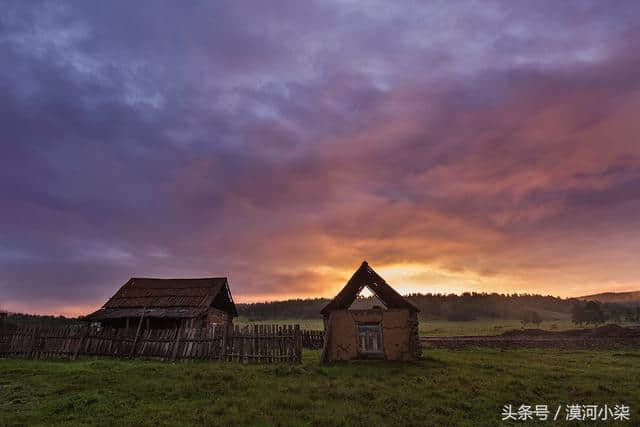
[357,323,383,354]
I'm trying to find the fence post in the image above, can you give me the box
[30,327,39,358]
[320,313,333,363]
[206,324,215,360]
[219,323,229,362]
[171,327,181,361]
[129,307,146,359]
[238,325,245,363]
[294,325,302,363]
[72,326,88,360]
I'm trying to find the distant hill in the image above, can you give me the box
[578,291,640,306]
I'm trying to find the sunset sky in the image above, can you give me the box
[1,1,640,316]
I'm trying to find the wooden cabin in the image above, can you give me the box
[84,277,237,330]
[320,261,421,362]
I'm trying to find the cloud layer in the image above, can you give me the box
[1,1,639,315]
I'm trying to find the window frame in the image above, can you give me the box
[356,322,384,356]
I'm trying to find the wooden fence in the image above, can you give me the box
[301,329,325,349]
[0,324,302,363]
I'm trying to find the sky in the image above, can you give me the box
[1,1,639,316]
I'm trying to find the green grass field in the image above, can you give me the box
[2,348,639,426]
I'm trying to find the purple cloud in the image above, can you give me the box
[1,0,640,314]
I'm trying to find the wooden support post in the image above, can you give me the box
[72,326,89,360]
[320,314,333,363]
[129,307,146,359]
[205,324,213,360]
[294,324,302,363]
[238,325,245,363]
[218,323,228,361]
[30,327,39,358]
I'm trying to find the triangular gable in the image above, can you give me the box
[212,279,238,317]
[348,292,388,310]
[320,261,419,315]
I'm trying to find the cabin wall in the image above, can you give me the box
[96,308,233,331]
[408,311,422,359]
[325,309,417,361]
[206,307,232,325]
[101,317,183,330]
[100,318,131,330]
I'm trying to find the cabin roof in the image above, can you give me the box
[84,277,237,321]
[320,261,419,315]
[84,306,208,320]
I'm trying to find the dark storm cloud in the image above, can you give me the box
[1,0,640,314]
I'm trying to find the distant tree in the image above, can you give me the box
[608,308,622,323]
[444,307,476,321]
[5,312,79,328]
[572,303,586,325]
[234,293,629,323]
[582,301,605,326]
[624,311,636,322]
[521,310,542,326]
[0,307,13,333]
[531,311,542,326]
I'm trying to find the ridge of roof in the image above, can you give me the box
[94,276,237,316]
[130,276,227,280]
[320,261,419,315]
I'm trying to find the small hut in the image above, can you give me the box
[320,261,421,362]
[84,277,237,330]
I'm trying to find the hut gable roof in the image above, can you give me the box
[320,261,419,315]
[85,277,238,321]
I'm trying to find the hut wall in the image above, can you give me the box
[325,309,416,361]
[206,307,232,325]
[94,308,232,331]
[101,317,184,330]
[408,311,422,359]
[100,318,130,330]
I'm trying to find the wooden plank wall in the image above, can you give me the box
[0,324,303,363]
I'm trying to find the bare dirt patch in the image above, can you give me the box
[421,325,640,349]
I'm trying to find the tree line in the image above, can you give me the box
[2,293,638,327]
[568,300,640,326]
[235,292,640,323]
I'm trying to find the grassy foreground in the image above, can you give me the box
[1,349,639,426]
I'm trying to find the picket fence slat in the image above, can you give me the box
[0,323,303,363]
[301,329,325,349]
